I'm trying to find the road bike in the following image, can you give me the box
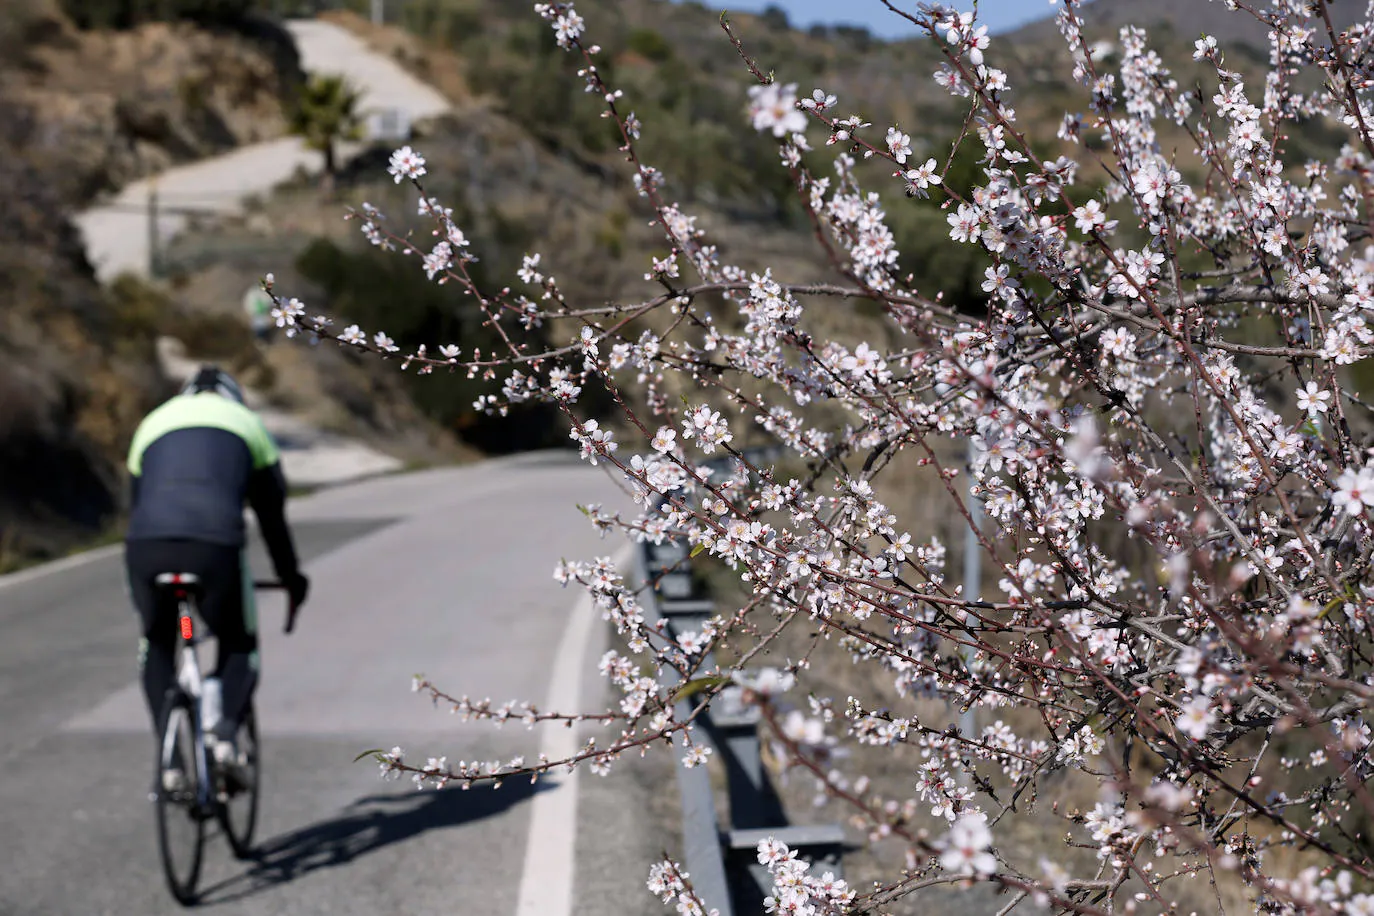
[151,573,297,905]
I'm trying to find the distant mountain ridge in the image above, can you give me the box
[1004,0,1365,51]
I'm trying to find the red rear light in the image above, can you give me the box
[179,616,193,640]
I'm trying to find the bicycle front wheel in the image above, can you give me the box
[217,706,260,859]
[155,690,205,905]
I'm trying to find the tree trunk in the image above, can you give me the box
[320,139,337,195]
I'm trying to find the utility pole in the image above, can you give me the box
[147,181,160,278]
[959,436,983,742]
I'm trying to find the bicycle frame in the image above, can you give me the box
[152,572,280,901]
[166,588,216,816]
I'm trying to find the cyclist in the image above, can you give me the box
[124,365,309,786]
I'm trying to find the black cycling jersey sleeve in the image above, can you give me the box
[247,461,301,584]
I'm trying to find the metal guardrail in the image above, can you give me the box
[633,446,845,914]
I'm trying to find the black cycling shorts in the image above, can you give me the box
[125,539,257,654]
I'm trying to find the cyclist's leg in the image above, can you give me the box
[125,540,178,740]
[197,546,258,742]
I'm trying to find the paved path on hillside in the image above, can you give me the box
[0,455,676,916]
[73,18,450,284]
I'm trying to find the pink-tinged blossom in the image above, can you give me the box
[1324,324,1361,365]
[682,405,733,454]
[1175,696,1214,741]
[650,427,676,454]
[747,83,807,138]
[799,88,837,111]
[423,242,453,280]
[1292,267,1331,298]
[337,324,365,345]
[386,145,426,183]
[1332,466,1374,515]
[1296,380,1331,415]
[681,742,711,768]
[1072,198,1111,233]
[904,158,941,196]
[1132,163,1179,211]
[948,203,980,242]
[886,127,912,164]
[373,331,399,353]
[271,297,304,329]
[570,419,617,465]
[554,11,583,45]
[939,812,996,875]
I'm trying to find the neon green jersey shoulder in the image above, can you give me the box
[127,393,280,476]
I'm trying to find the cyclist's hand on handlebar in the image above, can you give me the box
[286,572,310,610]
[283,573,309,634]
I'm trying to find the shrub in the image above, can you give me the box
[58,0,254,29]
[294,236,567,453]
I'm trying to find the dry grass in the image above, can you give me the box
[318,9,472,105]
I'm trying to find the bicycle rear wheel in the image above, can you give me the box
[217,706,260,859]
[154,691,205,905]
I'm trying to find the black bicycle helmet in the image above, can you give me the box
[181,364,245,404]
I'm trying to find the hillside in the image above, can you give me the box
[1009,0,1366,49]
[162,0,1364,460]
[5,0,1364,568]
[0,0,303,568]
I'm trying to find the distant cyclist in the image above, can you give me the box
[124,365,309,784]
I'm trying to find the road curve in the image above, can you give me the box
[72,18,451,284]
[0,453,675,916]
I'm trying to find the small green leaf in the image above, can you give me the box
[673,675,730,702]
[353,748,388,763]
[690,542,706,557]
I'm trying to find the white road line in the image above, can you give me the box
[515,544,632,916]
[0,544,124,592]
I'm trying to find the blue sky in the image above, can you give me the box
[691,1,1061,38]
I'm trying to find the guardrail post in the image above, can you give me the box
[703,683,781,831]
[658,598,714,637]
[670,694,734,916]
[633,523,846,915]
[637,540,734,916]
[643,538,698,601]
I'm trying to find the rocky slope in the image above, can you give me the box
[1,0,302,202]
[0,0,303,569]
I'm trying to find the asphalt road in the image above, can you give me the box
[0,454,676,916]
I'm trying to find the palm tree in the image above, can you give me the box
[287,73,365,187]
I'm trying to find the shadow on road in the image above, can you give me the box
[196,780,545,905]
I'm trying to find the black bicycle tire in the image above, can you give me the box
[217,705,260,859]
[154,690,205,905]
